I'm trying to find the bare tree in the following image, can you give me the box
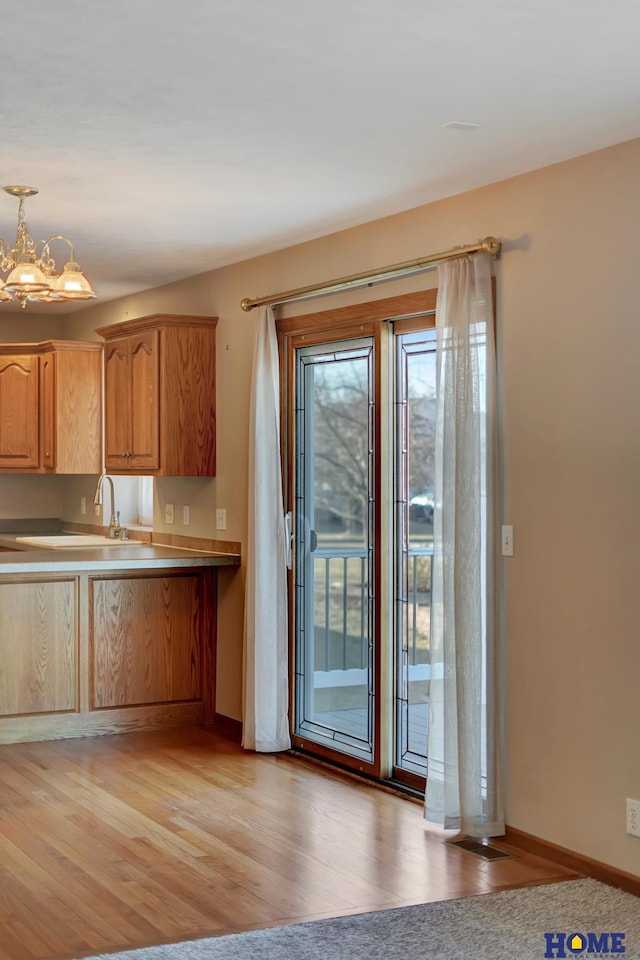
[313,360,369,537]
[311,356,436,539]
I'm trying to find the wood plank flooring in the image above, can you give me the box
[0,728,579,960]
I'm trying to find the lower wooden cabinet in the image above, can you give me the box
[0,567,217,743]
[0,579,77,716]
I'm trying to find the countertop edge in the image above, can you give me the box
[0,535,241,574]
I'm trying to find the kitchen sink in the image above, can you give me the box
[15,534,144,549]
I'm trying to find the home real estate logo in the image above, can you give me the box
[544,931,626,958]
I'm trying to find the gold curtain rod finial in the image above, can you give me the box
[481,236,501,257]
[240,298,253,312]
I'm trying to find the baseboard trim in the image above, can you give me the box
[505,826,640,897]
[0,703,205,745]
[212,713,243,743]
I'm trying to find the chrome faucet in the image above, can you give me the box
[93,473,121,539]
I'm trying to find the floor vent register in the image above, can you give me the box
[445,837,517,861]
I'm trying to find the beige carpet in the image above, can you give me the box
[75,879,640,960]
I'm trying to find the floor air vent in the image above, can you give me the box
[445,837,516,861]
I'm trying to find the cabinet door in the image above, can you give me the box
[0,580,77,715]
[104,338,131,470]
[91,574,202,708]
[0,354,39,469]
[129,330,159,470]
[53,348,102,474]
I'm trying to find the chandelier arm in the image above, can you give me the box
[0,238,12,272]
[41,235,75,270]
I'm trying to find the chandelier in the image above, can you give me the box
[0,185,96,309]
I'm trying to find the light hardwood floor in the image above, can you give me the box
[0,728,579,960]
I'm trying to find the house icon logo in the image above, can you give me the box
[544,930,626,958]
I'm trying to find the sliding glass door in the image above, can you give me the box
[287,310,436,785]
[293,338,377,767]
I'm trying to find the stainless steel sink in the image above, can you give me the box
[15,534,143,550]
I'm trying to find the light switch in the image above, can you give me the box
[165,503,174,524]
[501,525,514,557]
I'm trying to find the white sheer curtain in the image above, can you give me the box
[425,252,504,837]
[243,305,291,753]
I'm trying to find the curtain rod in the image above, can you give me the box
[240,236,500,312]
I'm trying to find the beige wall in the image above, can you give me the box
[4,137,640,876]
[0,313,66,342]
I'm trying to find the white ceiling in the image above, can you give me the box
[1,0,639,312]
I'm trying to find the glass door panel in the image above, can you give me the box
[395,329,436,778]
[294,338,375,763]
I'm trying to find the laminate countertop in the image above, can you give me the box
[0,534,241,574]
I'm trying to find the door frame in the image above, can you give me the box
[284,320,383,778]
[277,288,439,780]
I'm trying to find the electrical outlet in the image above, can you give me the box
[626,798,640,837]
[80,497,86,515]
[216,508,227,531]
[183,505,190,526]
[165,503,174,524]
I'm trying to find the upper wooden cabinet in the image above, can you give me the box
[97,314,218,476]
[0,341,102,474]
[102,329,160,471]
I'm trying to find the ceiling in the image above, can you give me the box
[1,0,639,312]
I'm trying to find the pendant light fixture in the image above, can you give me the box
[0,186,96,308]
